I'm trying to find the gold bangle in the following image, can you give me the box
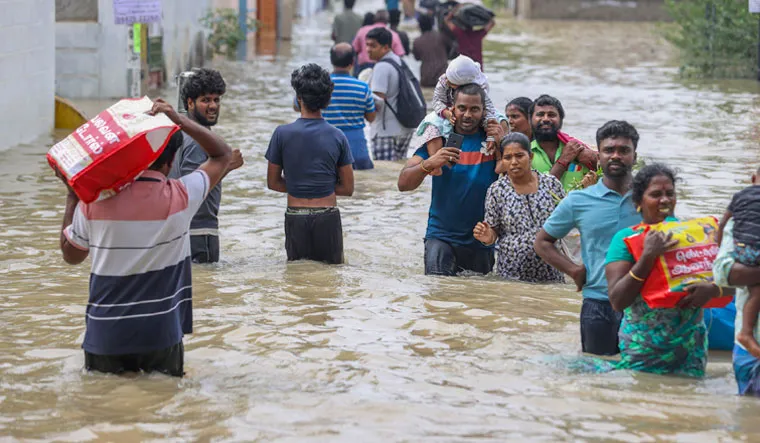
[420,160,433,174]
[716,284,724,297]
[629,270,645,282]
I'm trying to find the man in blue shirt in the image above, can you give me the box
[323,43,377,170]
[535,120,642,356]
[398,83,503,275]
[386,0,400,11]
[266,64,355,265]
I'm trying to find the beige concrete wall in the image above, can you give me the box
[56,0,98,21]
[519,0,669,22]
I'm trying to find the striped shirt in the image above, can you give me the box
[63,169,210,355]
[322,73,375,131]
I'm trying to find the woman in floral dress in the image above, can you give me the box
[473,132,565,282]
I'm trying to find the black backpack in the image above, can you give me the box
[376,58,427,129]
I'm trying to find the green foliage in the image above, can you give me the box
[663,0,758,78]
[200,8,258,59]
[480,0,511,11]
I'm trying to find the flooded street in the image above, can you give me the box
[4,3,760,441]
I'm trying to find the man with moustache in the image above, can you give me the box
[529,95,590,192]
[170,68,244,263]
[398,83,503,276]
[534,120,642,356]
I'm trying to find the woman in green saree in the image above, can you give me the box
[605,164,731,377]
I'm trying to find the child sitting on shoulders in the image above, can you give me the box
[416,55,507,175]
[719,166,760,358]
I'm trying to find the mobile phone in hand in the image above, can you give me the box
[445,133,464,150]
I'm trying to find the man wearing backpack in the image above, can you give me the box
[366,27,426,161]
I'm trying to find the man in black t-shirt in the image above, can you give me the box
[265,64,355,264]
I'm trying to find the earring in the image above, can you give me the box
[636,206,641,213]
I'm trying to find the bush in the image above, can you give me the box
[664,0,758,78]
[201,8,258,59]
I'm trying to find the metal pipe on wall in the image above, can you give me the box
[238,0,248,60]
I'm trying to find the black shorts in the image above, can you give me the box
[284,207,344,264]
[84,341,184,377]
[190,234,220,263]
[580,298,622,356]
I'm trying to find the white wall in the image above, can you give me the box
[298,0,324,18]
[56,0,211,99]
[161,0,211,78]
[0,0,55,150]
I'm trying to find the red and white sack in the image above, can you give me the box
[47,96,179,203]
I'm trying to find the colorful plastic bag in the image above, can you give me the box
[623,217,732,309]
[47,97,179,203]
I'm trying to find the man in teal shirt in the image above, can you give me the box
[534,120,641,356]
[530,95,590,191]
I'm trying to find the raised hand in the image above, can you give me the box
[148,98,181,125]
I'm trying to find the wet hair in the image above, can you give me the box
[389,9,401,27]
[631,163,677,205]
[362,12,376,26]
[595,120,640,150]
[418,13,434,32]
[453,83,486,107]
[330,44,354,68]
[506,97,533,119]
[344,0,355,9]
[529,94,565,121]
[291,63,334,112]
[367,27,392,47]
[499,132,532,154]
[150,131,184,171]
[375,10,390,23]
[181,68,226,111]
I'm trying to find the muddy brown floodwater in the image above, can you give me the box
[2,3,760,441]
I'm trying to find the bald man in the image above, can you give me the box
[322,43,377,170]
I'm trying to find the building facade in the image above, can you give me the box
[0,0,55,150]
[56,0,211,99]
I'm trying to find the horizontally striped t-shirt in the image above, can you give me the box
[63,169,210,355]
[322,73,375,131]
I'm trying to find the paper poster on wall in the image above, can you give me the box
[132,24,142,54]
[751,0,760,14]
[114,0,162,25]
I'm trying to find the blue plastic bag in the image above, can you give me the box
[705,300,736,351]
